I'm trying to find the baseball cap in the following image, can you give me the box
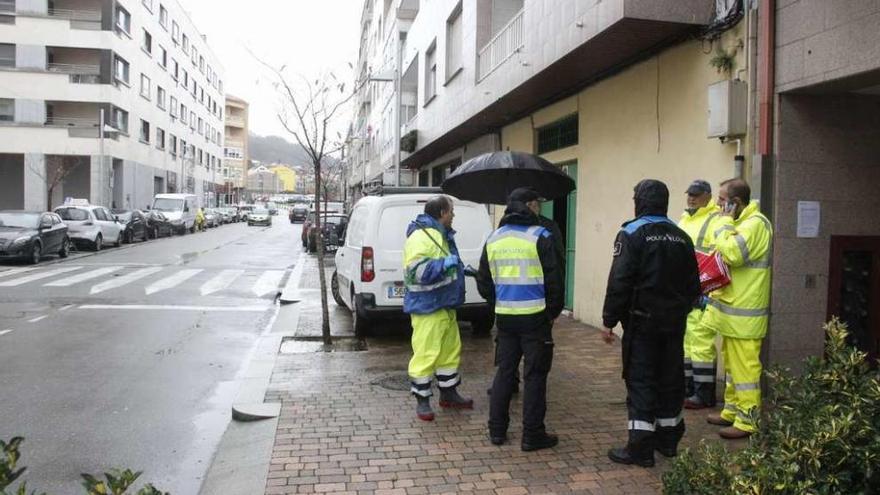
[508,187,545,203]
[686,180,712,195]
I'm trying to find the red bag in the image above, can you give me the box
[695,251,731,294]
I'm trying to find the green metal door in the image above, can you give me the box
[563,163,577,310]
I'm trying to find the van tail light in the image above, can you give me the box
[361,246,375,282]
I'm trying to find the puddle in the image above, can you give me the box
[279,337,367,354]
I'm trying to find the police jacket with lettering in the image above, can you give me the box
[602,214,701,330]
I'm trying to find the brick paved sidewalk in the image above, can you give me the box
[264,316,728,495]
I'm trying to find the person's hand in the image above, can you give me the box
[442,255,460,270]
[602,327,616,345]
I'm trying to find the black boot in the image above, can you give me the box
[521,433,558,452]
[608,446,655,467]
[439,387,474,409]
[684,380,717,409]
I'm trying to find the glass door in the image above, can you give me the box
[827,236,880,365]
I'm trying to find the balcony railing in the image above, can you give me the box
[48,63,102,84]
[45,116,99,128]
[226,115,244,127]
[477,9,524,82]
[47,8,101,22]
[0,0,14,14]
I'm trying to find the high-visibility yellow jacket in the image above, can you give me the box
[678,204,722,253]
[703,202,773,339]
[485,224,548,316]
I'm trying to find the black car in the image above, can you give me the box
[144,210,175,239]
[289,204,309,223]
[112,209,149,244]
[307,213,347,253]
[0,210,70,264]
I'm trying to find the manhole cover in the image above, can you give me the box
[371,373,411,391]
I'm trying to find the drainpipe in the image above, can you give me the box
[758,0,775,157]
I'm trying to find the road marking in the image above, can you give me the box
[90,267,163,295]
[59,304,74,311]
[0,329,13,336]
[0,266,82,287]
[78,304,269,312]
[0,267,36,279]
[252,270,285,297]
[144,269,203,295]
[200,269,245,295]
[45,266,124,287]
[28,315,48,323]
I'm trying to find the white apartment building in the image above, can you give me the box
[0,0,225,212]
[222,94,248,204]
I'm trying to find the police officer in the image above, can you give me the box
[602,179,701,467]
[478,187,564,451]
[403,195,473,421]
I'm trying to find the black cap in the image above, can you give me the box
[508,187,545,204]
[686,180,712,195]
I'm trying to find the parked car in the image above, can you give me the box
[0,210,70,264]
[306,213,347,253]
[266,202,279,216]
[332,193,494,336]
[151,193,198,234]
[203,208,220,228]
[144,210,175,239]
[216,208,233,224]
[112,209,149,244]
[55,204,124,251]
[247,208,272,226]
[238,204,256,222]
[289,203,309,223]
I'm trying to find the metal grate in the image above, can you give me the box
[536,114,579,155]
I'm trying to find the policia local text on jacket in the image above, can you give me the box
[602,180,701,467]
[477,198,564,450]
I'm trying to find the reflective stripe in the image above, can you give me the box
[628,420,655,432]
[723,403,737,411]
[495,276,544,286]
[413,260,430,280]
[656,413,683,428]
[744,258,771,269]
[695,212,720,251]
[684,370,694,377]
[411,376,432,385]
[437,376,460,388]
[693,375,715,383]
[708,299,769,318]
[410,387,432,397]
[436,368,457,376]
[734,234,750,264]
[492,258,542,268]
[714,225,735,237]
[487,228,542,244]
[692,361,715,369]
[734,382,760,391]
[407,272,457,292]
[496,298,545,309]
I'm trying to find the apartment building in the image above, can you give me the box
[246,164,280,199]
[0,0,225,212]
[222,94,248,204]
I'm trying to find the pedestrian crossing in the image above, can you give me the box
[0,265,289,298]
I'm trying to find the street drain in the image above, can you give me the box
[371,373,411,392]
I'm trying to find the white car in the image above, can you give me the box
[332,192,495,335]
[54,204,124,251]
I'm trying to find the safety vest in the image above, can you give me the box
[678,204,721,253]
[703,202,773,339]
[486,224,547,316]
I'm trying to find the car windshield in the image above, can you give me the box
[153,198,184,212]
[115,212,133,222]
[0,212,40,229]
[55,208,90,221]
[253,208,269,215]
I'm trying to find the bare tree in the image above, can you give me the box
[28,155,87,210]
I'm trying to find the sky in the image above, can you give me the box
[183,0,362,139]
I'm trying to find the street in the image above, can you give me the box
[0,218,300,494]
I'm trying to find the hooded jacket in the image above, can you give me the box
[402,213,465,315]
[477,201,565,330]
[602,180,701,330]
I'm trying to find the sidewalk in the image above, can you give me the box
[262,307,730,494]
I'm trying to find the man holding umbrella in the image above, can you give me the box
[477,187,565,451]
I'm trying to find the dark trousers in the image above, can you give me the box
[622,318,686,457]
[488,320,554,440]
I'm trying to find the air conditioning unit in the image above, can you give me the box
[708,79,747,139]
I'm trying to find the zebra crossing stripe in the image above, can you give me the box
[0,267,36,279]
[251,270,285,297]
[200,269,245,295]
[0,266,82,287]
[90,267,163,295]
[144,269,203,295]
[45,266,124,287]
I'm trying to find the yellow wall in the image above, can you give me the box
[270,166,297,192]
[500,24,747,327]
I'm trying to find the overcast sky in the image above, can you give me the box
[184,0,362,138]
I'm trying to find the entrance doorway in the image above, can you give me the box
[539,161,577,309]
[827,236,880,364]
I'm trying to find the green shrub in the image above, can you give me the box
[663,319,880,495]
[1,437,167,495]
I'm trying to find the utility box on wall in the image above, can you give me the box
[708,79,748,138]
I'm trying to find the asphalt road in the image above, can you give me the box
[0,216,302,494]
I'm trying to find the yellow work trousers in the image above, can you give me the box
[408,309,461,397]
[720,337,762,432]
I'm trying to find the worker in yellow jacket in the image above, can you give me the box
[703,178,773,439]
[678,180,722,409]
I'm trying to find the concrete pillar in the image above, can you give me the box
[23,153,47,211]
[15,45,46,70]
[90,155,110,207]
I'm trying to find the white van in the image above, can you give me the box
[151,194,198,234]
[333,192,494,335]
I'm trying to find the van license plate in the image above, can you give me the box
[387,285,406,299]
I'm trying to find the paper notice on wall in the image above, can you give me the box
[797,201,820,238]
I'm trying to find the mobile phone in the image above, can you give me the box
[724,201,737,214]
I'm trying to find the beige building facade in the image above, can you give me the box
[223,94,249,204]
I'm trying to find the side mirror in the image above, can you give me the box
[114,215,121,222]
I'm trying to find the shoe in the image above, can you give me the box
[489,433,507,446]
[521,433,558,452]
[655,446,677,458]
[439,388,474,409]
[706,413,734,426]
[684,395,713,410]
[608,446,655,467]
[416,396,434,421]
[719,426,752,440]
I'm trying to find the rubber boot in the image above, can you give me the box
[684,380,717,409]
[416,396,434,421]
[608,431,655,467]
[439,387,474,409]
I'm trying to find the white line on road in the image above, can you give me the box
[144,269,203,295]
[252,270,285,297]
[0,266,82,287]
[27,315,48,323]
[0,267,36,279]
[45,266,124,287]
[78,304,269,312]
[90,267,163,295]
[58,304,74,311]
[0,329,13,336]
[200,269,245,295]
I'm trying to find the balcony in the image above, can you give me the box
[47,0,103,30]
[477,8,524,82]
[225,115,245,128]
[47,46,108,84]
[45,101,112,138]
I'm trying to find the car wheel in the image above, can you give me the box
[29,242,42,264]
[124,230,132,244]
[352,293,370,337]
[58,237,70,258]
[152,227,159,239]
[94,234,103,251]
[331,271,345,307]
[115,231,123,247]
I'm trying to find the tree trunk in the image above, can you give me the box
[313,161,332,348]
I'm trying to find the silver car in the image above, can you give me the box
[247,208,272,227]
[54,205,124,251]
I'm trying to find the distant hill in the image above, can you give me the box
[248,134,311,166]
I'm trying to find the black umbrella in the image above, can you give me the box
[441,151,576,205]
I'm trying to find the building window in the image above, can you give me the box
[199,56,205,73]
[0,98,14,122]
[171,21,179,44]
[159,4,168,28]
[424,41,437,104]
[140,74,151,99]
[114,55,130,85]
[115,5,131,35]
[198,117,203,135]
[431,165,445,186]
[159,45,167,68]
[180,103,187,122]
[182,69,188,87]
[170,95,178,118]
[189,111,196,130]
[142,0,153,12]
[191,46,198,66]
[140,119,151,143]
[182,34,189,54]
[418,169,429,187]
[536,114,579,154]
[156,127,165,149]
[157,86,166,109]
[0,43,14,68]
[171,59,179,80]
[169,134,177,157]
[446,3,463,81]
[142,29,152,55]
[112,107,129,133]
